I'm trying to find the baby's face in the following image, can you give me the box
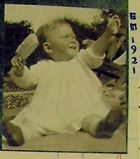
[46,24,79,61]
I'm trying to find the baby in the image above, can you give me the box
[3,15,124,146]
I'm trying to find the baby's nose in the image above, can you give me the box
[70,36,77,43]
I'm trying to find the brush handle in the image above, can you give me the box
[16,33,39,60]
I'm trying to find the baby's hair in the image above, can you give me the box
[35,19,71,56]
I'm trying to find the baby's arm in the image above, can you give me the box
[11,55,25,77]
[91,15,121,57]
[78,15,121,69]
[9,55,37,89]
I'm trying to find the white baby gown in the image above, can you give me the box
[9,48,110,141]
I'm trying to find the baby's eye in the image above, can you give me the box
[63,35,69,38]
[62,34,76,39]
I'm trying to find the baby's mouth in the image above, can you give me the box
[69,45,77,49]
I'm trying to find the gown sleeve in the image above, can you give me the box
[76,47,105,69]
[8,61,45,89]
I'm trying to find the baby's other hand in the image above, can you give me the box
[106,14,121,35]
[11,55,25,70]
[11,55,25,77]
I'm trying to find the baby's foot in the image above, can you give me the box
[2,115,24,146]
[94,107,124,138]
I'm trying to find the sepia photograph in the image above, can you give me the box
[2,4,127,153]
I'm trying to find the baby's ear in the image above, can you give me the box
[43,42,52,54]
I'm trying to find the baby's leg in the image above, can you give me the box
[81,115,101,137]
[2,116,24,146]
[82,108,124,138]
[3,116,42,146]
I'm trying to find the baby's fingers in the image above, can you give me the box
[11,56,25,69]
[107,14,122,34]
[108,14,121,27]
[113,16,121,27]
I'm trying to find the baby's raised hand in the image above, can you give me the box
[106,14,121,35]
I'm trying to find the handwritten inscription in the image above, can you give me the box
[130,12,138,74]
